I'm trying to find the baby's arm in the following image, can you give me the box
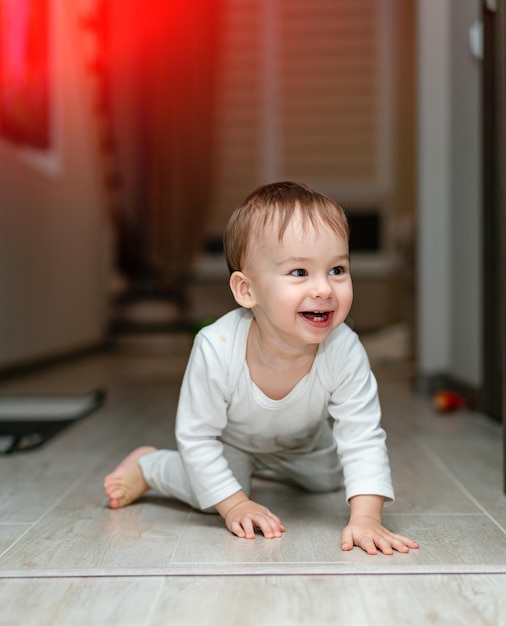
[215,490,286,540]
[341,494,419,555]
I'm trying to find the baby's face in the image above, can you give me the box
[241,214,353,349]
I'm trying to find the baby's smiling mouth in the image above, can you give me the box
[300,311,331,322]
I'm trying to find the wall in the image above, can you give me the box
[0,0,112,370]
[416,0,483,388]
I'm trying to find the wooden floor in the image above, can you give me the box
[0,331,505,626]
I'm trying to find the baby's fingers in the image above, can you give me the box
[260,514,285,539]
[231,513,285,540]
[340,526,355,552]
[249,512,285,539]
[342,530,389,555]
[374,532,419,555]
[389,532,419,552]
[230,517,256,539]
[341,525,419,555]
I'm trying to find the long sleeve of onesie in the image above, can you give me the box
[175,317,246,509]
[322,329,394,504]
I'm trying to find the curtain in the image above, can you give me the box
[140,1,224,305]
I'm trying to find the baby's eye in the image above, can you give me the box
[329,266,345,276]
[290,268,307,277]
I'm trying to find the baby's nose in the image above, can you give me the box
[310,276,333,299]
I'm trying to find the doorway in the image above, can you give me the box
[481,1,506,490]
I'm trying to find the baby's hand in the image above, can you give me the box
[341,516,419,555]
[224,499,286,540]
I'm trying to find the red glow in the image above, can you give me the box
[107,2,222,80]
[0,0,50,148]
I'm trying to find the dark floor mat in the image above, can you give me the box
[0,389,106,454]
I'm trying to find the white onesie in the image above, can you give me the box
[140,308,394,510]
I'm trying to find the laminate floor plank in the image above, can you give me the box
[150,574,506,626]
[168,511,506,571]
[152,575,369,626]
[0,524,31,555]
[355,573,506,626]
[383,434,482,514]
[417,432,505,521]
[0,576,165,626]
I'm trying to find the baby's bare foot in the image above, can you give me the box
[104,446,156,509]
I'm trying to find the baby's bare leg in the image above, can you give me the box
[104,446,156,509]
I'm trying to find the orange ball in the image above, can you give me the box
[433,390,465,412]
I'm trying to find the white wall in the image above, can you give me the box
[416,0,483,387]
[0,0,112,370]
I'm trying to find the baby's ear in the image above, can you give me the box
[229,271,256,308]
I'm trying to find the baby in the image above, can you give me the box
[104,181,418,555]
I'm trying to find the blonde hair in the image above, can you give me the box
[223,181,349,274]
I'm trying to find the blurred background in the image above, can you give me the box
[0,0,503,423]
